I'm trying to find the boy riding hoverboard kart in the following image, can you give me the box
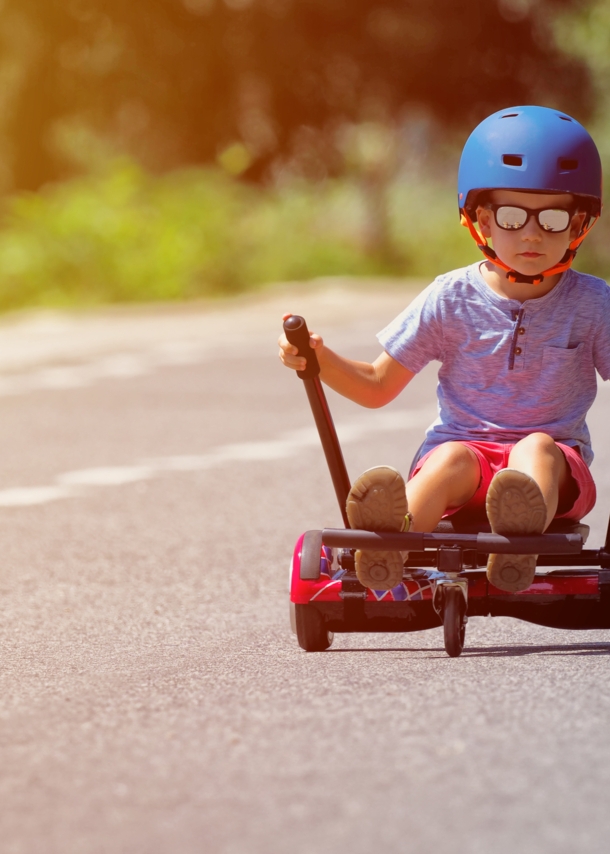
[280,106,610,655]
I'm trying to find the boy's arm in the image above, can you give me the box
[279,317,415,408]
[317,347,416,408]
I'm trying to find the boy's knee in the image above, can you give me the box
[425,441,478,473]
[514,432,559,457]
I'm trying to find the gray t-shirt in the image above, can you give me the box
[378,263,610,466]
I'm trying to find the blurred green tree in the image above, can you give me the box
[550,0,610,276]
[0,0,594,192]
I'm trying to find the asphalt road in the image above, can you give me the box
[0,280,609,854]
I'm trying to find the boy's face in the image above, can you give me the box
[476,190,586,278]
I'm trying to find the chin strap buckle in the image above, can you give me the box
[507,271,544,285]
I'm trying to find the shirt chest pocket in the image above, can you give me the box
[537,344,584,407]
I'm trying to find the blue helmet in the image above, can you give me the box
[458,106,602,220]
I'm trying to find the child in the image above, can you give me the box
[279,105,610,594]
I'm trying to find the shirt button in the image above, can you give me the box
[518,327,526,335]
[515,347,522,355]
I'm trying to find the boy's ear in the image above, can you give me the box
[570,210,587,239]
[476,206,493,238]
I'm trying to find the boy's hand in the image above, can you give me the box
[278,312,323,372]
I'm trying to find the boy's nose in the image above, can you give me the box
[520,216,543,239]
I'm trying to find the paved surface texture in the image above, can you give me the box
[0,279,609,854]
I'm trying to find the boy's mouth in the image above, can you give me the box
[519,252,543,258]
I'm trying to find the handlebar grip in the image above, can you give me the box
[283,315,320,379]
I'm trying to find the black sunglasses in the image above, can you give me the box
[487,204,577,234]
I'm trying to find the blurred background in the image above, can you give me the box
[0,0,608,311]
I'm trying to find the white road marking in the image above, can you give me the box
[0,407,431,507]
[0,346,210,397]
[146,408,430,472]
[0,486,73,507]
[57,466,155,486]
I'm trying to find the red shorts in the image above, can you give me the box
[410,440,596,522]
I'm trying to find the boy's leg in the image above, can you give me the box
[486,432,575,593]
[405,441,481,531]
[506,432,574,528]
[345,444,480,590]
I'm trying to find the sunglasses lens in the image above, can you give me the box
[538,209,570,232]
[495,206,527,229]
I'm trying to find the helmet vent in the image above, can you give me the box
[559,158,578,170]
[501,113,519,118]
[559,115,573,122]
[502,154,523,167]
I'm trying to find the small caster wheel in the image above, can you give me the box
[443,586,466,658]
[295,604,334,651]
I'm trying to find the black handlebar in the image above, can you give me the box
[283,315,320,379]
[283,314,351,526]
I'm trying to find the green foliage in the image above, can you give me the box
[0,0,593,192]
[0,161,243,307]
[0,158,478,310]
[0,0,605,311]
[550,0,610,278]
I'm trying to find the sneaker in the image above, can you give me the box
[346,466,409,590]
[485,469,547,593]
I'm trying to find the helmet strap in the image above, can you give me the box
[460,211,598,285]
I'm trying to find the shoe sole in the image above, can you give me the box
[346,466,408,590]
[485,469,546,593]
[355,549,404,591]
[346,466,408,532]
